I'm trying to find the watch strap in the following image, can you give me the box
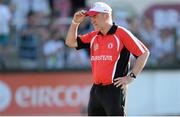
[129,72,136,79]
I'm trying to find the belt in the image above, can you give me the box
[94,83,113,87]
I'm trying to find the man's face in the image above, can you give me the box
[90,13,106,31]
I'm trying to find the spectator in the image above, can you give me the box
[66,48,90,69]
[126,17,142,40]
[10,0,31,30]
[31,0,51,26]
[18,11,41,69]
[0,0,11,46]
[10,0,50,30]
[153,28,175,66]
[52,0,71,17]
[139,16,159,66]
[43,28,66,69]
[176,23,180,61]
[31,0,50,16]
[0,0,11,69]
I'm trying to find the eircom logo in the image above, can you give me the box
[0,81,12,112]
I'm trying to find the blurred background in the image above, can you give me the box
[0,0,180,115]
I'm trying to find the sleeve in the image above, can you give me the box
[118,27,149,57]
[76,37,90,50]
[76,31,97,50]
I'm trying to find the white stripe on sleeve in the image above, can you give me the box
[90,35,97,48]
[113,35,120,51]
[119,26,145,53]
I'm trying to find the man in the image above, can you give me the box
[0,0,11,69]
[66,2,149,116]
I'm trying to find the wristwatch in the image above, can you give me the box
[129,72,136,79]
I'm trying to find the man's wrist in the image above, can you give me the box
[72,20,80,25]
[128,72,136,79]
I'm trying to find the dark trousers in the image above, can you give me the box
[88,84,126,116]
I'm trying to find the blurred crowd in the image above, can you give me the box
[0,0,180,71]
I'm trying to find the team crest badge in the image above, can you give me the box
[93,43,98,51]
[108,43,113,49]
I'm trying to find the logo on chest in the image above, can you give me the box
[93,43,99,51]
[93,42,114,51]
[107,43,113,49]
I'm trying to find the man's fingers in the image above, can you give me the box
[114,77,121,81]
[113,79,123,86]
[114,80,125,87]
[78,10,87,15]
[116,83,123,87]
[113,77,129,87]
[81,10,86,14]
[79,12,84,15]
